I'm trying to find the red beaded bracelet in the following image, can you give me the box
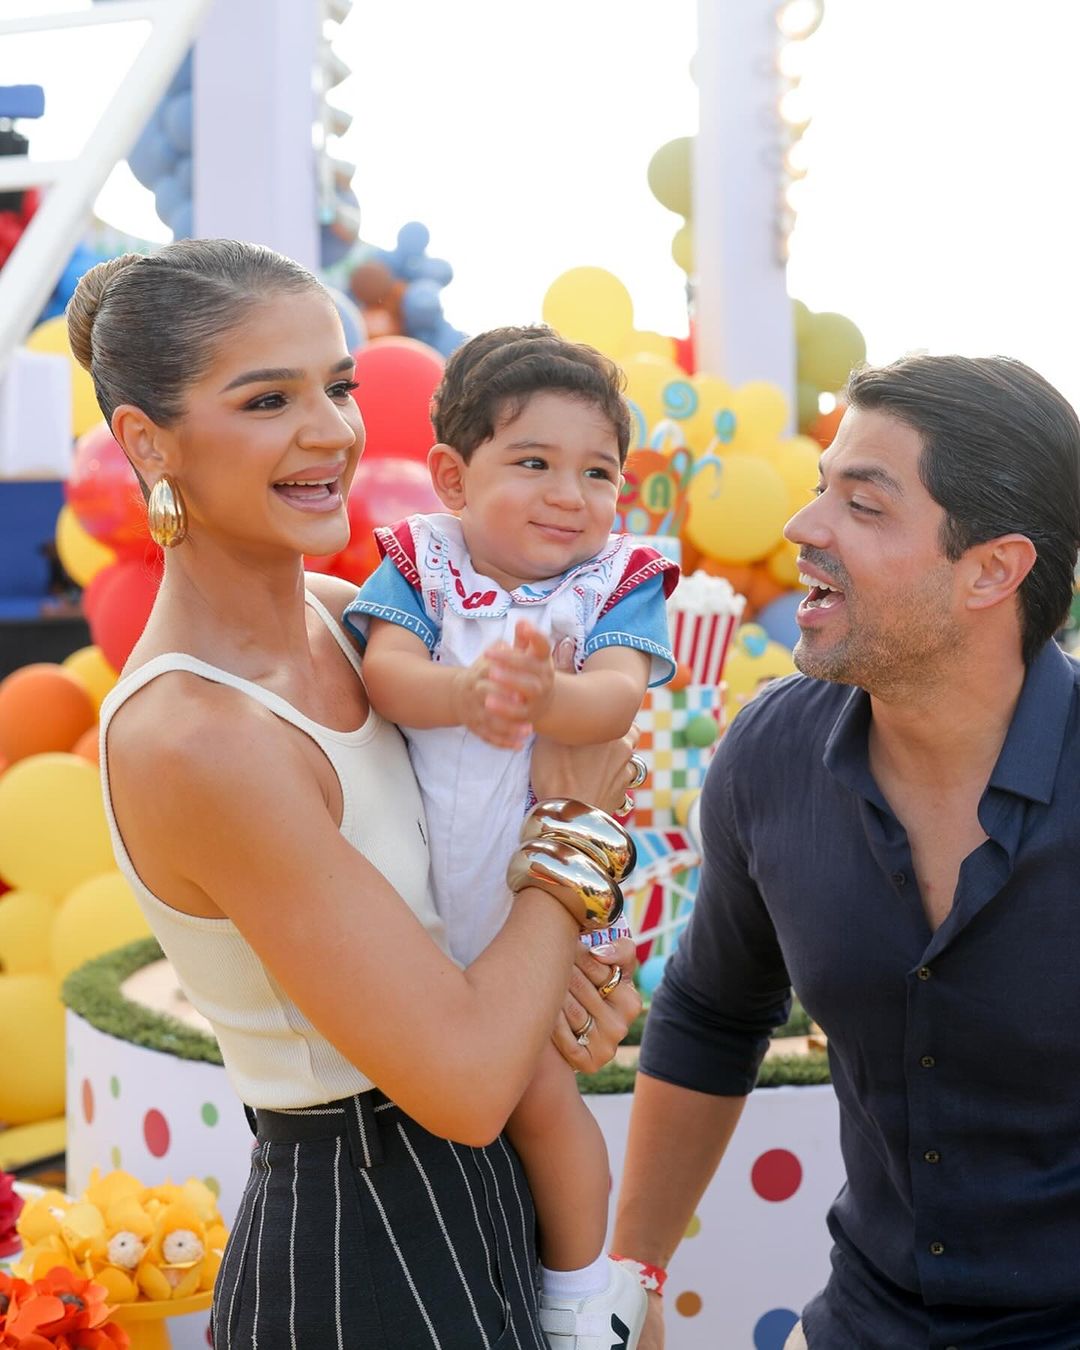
[610,1254,668,1296]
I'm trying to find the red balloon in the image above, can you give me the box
[85,557,162,672]
[66,423,152,555]
[350,337,444,465]
[674,322,696,375]
[308,456,442,585]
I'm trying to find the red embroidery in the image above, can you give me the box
[447,557,497,609]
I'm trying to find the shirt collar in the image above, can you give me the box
[822,640,1077,808]
[988,639,1076,804]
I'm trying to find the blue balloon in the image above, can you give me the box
[396,220,430,257]
[324,285,366,352]
[162,90,193,155]
[154,168,188,226]
[127,118,174,190]
[417,256,453,287]
[638,953,669,999]
[401,278,443,331]
[757,591,802,649]
[165,50,193,99]
[429,318,468,358]
[168,202,194,241]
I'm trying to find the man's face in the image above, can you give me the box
[783,407,966,693]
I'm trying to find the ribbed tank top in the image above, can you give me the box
[98,591,448,1109]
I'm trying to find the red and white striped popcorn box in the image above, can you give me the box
[667,573,746,686]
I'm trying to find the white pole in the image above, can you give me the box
[192,0,320,267]
[0,0,217,374]
[694,0,795,417]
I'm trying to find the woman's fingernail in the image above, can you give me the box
[591,943,616,958]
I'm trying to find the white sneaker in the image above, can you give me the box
[538,1258,647,1350]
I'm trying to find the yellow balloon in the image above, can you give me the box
[647,137,694,217]
[25,315,101,438]
[0,753,114,895]
[62,646,118,713]
[55,504,116,588]
[766,538,802,588]
[729,382,790,448]
[541,267,634,357]
[671,220,694,275]
[620,354,684,436]
[724,637,797,722]
[0,890,58,974]
[797,310,867,392]
[0,974,65,1123]
[618,331,676,364]
[766,434,821,516]
[685,455,790,563]
[51,870,151,981]
[681,374,734,453]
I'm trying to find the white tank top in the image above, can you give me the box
[98,590,448,1109]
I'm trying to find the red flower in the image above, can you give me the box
[1,1270,127,1348]
[0,1173,24,1259]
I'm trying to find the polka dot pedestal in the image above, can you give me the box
[65,1007,256,1350]
[586,1085,845,1348]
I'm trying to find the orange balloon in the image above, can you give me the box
[810,404,845,448]
[745,564,788,614]
[679,539,702,574]
[71,726,100,765]
[668,663,693,692]
[0,664,96,763]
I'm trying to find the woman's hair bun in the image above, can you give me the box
[66,253,143,372]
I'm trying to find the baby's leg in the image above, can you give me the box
[506,1040,609,1272]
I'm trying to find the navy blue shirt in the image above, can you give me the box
[640,641,1080,1349]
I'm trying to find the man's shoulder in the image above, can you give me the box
[726,670,853,748]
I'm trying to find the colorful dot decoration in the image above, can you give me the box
[110,1145,121,1169]
[675,1290,702,1317]
[109,1075,120,1099]
[203,1176,220,1198]
[201,1102,219,1127]
[684,1213,701,1238]
[753,1307,800,1350]
[143,1108,170,1158]
[81,1078,94,1126]
[751,1148,803,1202]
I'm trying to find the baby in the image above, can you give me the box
[345,326,677,1348]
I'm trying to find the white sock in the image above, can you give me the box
[541,1253,611,1300]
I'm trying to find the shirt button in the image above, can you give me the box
[929,1241,945,1256]
[920,1055,936,1068]
[917,966,932,981]
[923,1149,941,1164]
[892,871,907,887]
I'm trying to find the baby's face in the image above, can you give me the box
[454,391,623,591]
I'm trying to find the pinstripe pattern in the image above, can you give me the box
[213,1090,541,1348]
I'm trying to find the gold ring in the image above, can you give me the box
[573,1013,596,1046]
[618,793,633,816]
[598,966,623,999]
[628,754,648,789]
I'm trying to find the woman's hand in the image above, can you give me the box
[553,936,641,1073]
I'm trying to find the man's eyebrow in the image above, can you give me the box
[220,356,354,393]
[819,458,904,497]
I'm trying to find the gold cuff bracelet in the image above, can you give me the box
[521,798,637,882]
[506,837,625,932]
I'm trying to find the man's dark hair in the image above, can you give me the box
[431,325,631,464]
[846,354,1080,663]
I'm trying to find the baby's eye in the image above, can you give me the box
[585,467,615,481]
[518,457,546,470]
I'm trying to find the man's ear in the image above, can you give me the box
[964,534,1037,612]
[428,443,468,511]
[111,404,173,480]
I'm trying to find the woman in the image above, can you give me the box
[69,239,643,1349]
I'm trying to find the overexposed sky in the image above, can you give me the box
[3,0,1079,405]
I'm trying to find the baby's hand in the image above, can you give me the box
[452,647,533,750]
[486,622,556,729]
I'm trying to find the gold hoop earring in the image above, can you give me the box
[147,475,187,548]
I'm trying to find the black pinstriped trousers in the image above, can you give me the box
[212,1089,545,1349]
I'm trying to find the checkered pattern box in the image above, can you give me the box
[633,683,724,829]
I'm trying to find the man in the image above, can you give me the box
[612,355,1080,1349]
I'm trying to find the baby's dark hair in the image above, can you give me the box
[431,326,631,464]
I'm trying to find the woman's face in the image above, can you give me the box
[168,289,364,560]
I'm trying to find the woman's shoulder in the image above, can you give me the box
[303,571,361,626]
